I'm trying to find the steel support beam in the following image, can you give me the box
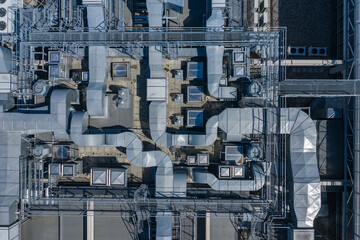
[353,0,360,237]
[28,28,283,47]
[279,79,360,96]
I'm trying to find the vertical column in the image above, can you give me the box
[353,0,360,238]
[87,201,94,240]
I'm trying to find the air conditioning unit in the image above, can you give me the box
[308,47,327,57]
[287,46,306,56]
[259,0,269,12]
[258,12,268,26]
[0,0,16,33]
[254,0,259,10]
[254,12,259,25]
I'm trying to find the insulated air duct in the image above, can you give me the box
[192,162,265,191]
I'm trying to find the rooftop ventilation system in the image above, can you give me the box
[232,51,246,64]
[117,88,130,109]
[212,0,226,8]
[254,0,259,11]
[219,166,232,179]
[247,143,262,160]
[32,80,48,96]
[91,169,107,186]
[259,0,269,12]
[233,165,245,178]
[49,164,61,175]
[225,145,244,163]
[48,51,62,64]
[288,226,315,240]
[233,65,246,77]
[174,69,183,79]
[53,146,70,159]
[0,0,16,33]
[32,144,51,159]
[174,115,184,126]
[308,47,327,56]
[253,12,259,25]
[197,153,209,166]
[187,86,204,103]
[109,169,127,186]
[112,62,130,79]
[287,46,306,56]
[62,164,76,177]
[187,62,204,79]
[147,78,167,101]
[48,65,63,78]
[247,80,262,97]
[174,93,183,103]
[187,155,197,165]
[258,12,268,26]
[187,109,203,127]
[90,168,128,187]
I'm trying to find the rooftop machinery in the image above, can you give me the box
[0,0,324,239]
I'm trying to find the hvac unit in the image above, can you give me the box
[253,12,259,26]
[254,0,259,11]
[187,155,197,165]
[218,166,232,179]
[62,164,76,177]
[0,0,16,33]
[232,165,245,178]
[112,62,130,79]
[258,12,268,26]
[259,0,269,12]
[287,46,306,56]
[90,168,128,187]
[308,47,327,56]
[197,153,210,166]
[117,88,130,109]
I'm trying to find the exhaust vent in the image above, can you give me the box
[308,47,327,56]
[287,46,306,56]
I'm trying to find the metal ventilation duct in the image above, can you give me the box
[87,46,107,116]
[206,10,237,100]
[192,162,265,191]
[70,111,174,196]
[147,0,164,27]
[84,0,106,30]
[0,89,76,226]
